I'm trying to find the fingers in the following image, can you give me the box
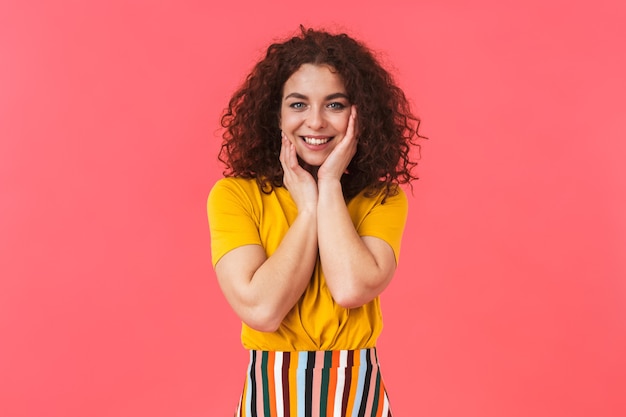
[279,132,287,166]
[280,131,318,211]
[280,131,308,184]
[280,131,299,174]
[280,132,293,170]
[279,131,288,168]
[346,105,357,141]
[335,105,359,155]
[316,106,358,181]
[335,105,358,155]
[347,106,358,149]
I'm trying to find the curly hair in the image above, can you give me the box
[219,26,423,201]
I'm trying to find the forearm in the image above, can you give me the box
[317,179,393,308]
[241,210,318,331]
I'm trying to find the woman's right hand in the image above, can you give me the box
[280,133,318,213]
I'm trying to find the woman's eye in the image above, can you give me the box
[328,102,346,110]
[289,102,306,109]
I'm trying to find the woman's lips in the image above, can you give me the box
[301,136,333,145]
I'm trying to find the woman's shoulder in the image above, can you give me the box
[209,176,287,205]
[211,177,260,193]
[208,177,259,206]
[352,183,408,205]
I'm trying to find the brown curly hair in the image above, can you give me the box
[219,26,423,201]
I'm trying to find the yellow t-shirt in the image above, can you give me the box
[207,177,408,351]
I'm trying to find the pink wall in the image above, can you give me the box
[1,1,624,416]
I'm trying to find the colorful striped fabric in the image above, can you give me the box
[235,348,392,417]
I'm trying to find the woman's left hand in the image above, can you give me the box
[317,106,358,182]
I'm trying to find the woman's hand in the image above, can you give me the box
[317,106,358,182]
[280,132,318,213]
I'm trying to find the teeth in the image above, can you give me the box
[303,136,331,145]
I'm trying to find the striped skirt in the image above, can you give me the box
[236,348,392,417]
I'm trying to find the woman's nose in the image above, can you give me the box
[306,108,326,130]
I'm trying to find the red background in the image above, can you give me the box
[1,1,625,416]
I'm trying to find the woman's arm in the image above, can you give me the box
[214,213,317,333]
[316,180,397,309]
[213,136,319,332]
[316,107,398,308]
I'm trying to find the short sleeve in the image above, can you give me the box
[355,188,409,264]
[207,178,262,267]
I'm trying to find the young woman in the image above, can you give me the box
[208,27,422,417]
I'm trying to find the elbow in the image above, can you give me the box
[244,318,281,333]
[335,299,364,310]
[241,306,284,333]
[332,289,374,309]
[330,274,392,309]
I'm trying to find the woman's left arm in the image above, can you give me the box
[317,180,398,309]
[316,107,398,308]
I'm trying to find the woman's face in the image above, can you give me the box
[280,63,351,169]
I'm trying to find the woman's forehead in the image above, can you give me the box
[282,64,346,97]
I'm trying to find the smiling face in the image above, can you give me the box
[279,63,351,169]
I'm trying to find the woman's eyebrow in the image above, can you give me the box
[284,92,349,100]
[284,92,307,100]
[326,93,349,101]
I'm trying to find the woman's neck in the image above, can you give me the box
[299,158,320,181]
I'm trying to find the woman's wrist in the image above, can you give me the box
[295,206,318,219]
[316,177,343,192]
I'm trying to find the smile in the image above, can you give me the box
[301,136,333,145]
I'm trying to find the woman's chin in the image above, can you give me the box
[296,155,324,171]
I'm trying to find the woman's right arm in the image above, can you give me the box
[214,209,317,332]
[211,136,319,333]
